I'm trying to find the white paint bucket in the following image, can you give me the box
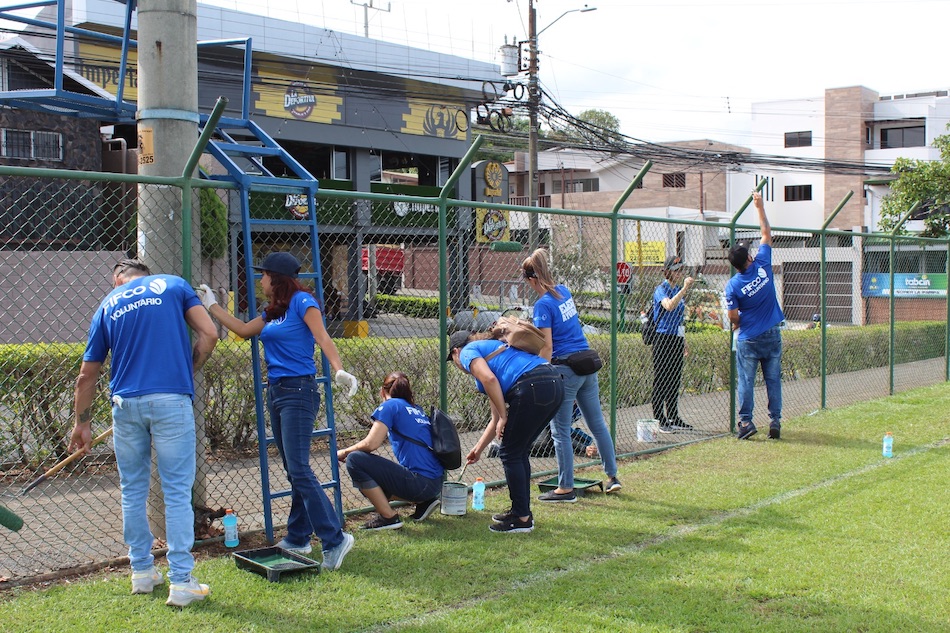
[637,419,660,443]
[440,481,468,516]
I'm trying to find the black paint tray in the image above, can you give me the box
[233,546,320,582]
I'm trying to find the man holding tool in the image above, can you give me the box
[726,192,785,441]
[69,259,217,607]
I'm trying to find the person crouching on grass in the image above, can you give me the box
[447,330,564,533]
[337,371,444,530]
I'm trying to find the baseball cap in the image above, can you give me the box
[253,252,301,278]
[446,330,471,361]
[664,256,684,271]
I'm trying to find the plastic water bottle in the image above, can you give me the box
[882,432,893,458]
[223,509,239,547]
[471,477,486,511]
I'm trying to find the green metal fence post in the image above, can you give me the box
[178,96,228,284]
[819,191,853,409]
[438,135,484,411]
[609,161,652,440]
[888,201,920,395]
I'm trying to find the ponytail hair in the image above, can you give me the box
[522,248,562,300]
[382,371,414,405]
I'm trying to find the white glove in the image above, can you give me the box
[334,369,358,398]
[197,284,217,310]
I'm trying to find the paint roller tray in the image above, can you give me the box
[538,477,603,495]
[233,547,320,582]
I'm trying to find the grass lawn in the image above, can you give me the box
[1,383,947,632]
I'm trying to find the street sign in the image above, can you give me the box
[616,261,632,285]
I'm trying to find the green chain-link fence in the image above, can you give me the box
[1,165,947,584]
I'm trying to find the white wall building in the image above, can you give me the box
[729,86,950,234]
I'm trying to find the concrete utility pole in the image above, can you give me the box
[526,2,596,250]
[135,0,203,538]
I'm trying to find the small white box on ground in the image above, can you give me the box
[637,419,660,442]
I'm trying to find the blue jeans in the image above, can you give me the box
[268,376,345,550]
[345,451,443,502]
[551,364,618,490]
[497,365,564,518]
[112,393,196,585]
[736,325,783,427]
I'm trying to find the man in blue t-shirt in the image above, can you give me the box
[69,259,218,607]
[725,192,785,441]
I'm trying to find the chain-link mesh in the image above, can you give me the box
[1,168,948,584]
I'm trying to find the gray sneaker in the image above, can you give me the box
[275,537,312,555]
[130,566,164,594]
[321,532,354,571]
[538,489,577,503]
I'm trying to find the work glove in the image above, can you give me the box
[334,369,358,398]
[197,284,217,311]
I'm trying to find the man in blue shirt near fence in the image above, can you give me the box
[725,192,785,441]
[70,259,218,606]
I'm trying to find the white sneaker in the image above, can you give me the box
[321,532,354,571]
[165,577,210,607]
[131,566,164,594]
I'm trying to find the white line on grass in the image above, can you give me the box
[358,438,948,633]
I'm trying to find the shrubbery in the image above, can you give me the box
[1,321,945,464]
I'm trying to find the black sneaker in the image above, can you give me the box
[538,489,577,503]
[670,419,694,431]
[489,515,534,533]
[360,513,403,531]
[768,427,781,440]
[492,508,517,524]
[737,421,758,440]
[605,477,622,494]
[657,423,675,434]
[411,498,440,522]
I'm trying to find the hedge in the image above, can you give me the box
[1,321,945,464]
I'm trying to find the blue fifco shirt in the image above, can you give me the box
[459,339,547,395]
[372,398,444,480]
[259,291,322,379]
[652,280,686,336]
[533,285,589,358]
[83,274,202,399]
[724,243,785,340]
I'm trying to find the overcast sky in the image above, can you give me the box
[195,0,949,147]
[11,0,948,146]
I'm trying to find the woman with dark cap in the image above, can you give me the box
[651,255,695,434]
[337,371,444,530]
[198,252,357,571]
[447,329,563,533]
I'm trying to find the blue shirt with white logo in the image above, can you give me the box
[84,274,202,399]
[372,398,443,480]
[459,338,547,395]
[652,280,686,336]
[725,243,785,340]
[259,291,321,379]
[533,284,589,358]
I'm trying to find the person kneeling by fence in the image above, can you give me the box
[338,372,445,530]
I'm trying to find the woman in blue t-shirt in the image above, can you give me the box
[522,248,622,500]
[199,252,358,570]
[447,331,564,534]
[337,372,444,530]
[650,256,696,434]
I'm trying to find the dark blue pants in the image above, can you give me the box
[497,364,564,518]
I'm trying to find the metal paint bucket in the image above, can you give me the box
[637,419,660,443]
[440,481,468,516]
